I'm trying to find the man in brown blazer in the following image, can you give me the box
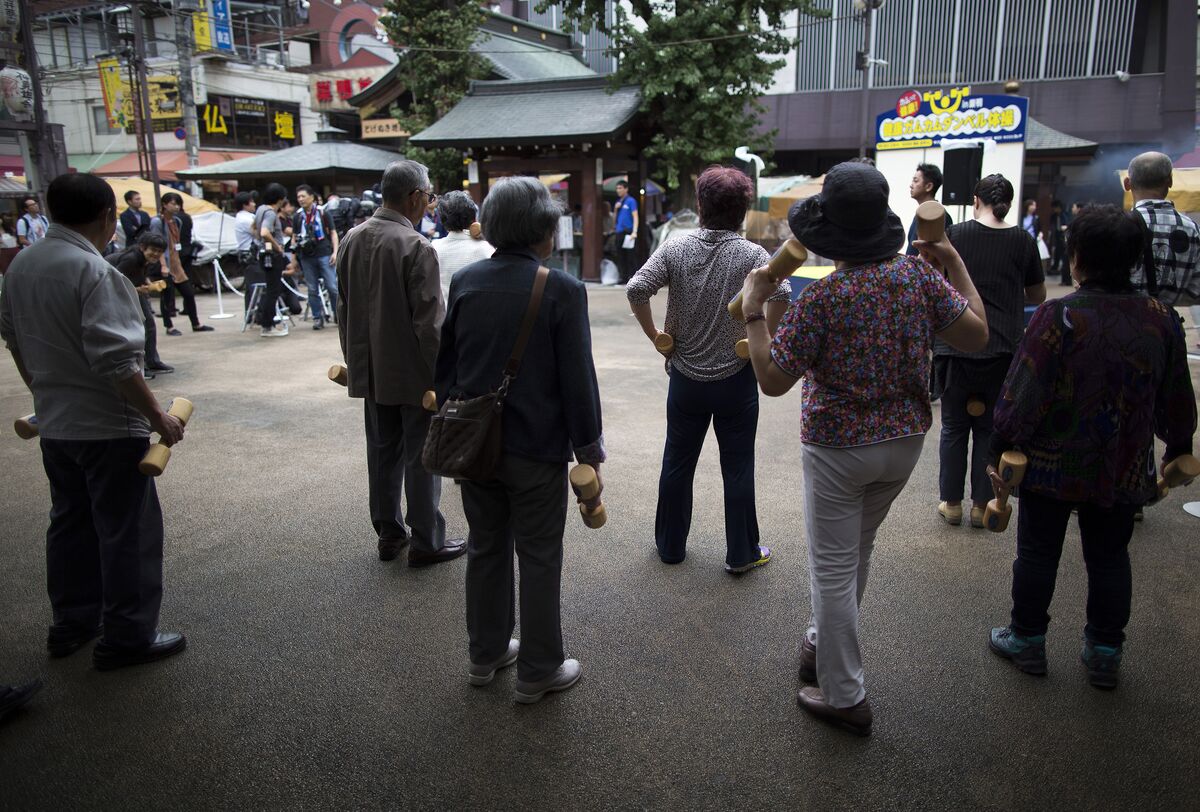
[335,160,466,566]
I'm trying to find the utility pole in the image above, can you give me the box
[131,0,163,214]
[856,0,883,159]
[17,0,62,195]
[174,0,203,196]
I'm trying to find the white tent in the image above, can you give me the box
[191,211,241,261]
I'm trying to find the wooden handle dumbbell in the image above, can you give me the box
[329,364,348,386]
[734,339,750,359]
[138,398,193,477]
[984,450,1028,532]
[967,396,986,418]
[728,239,807,323]
[916,200,947,242]
[14,414,38,439]
[569,464,606,529]
[1157,454,1200,501]
[469,222,482,240]
[654,333,674,356]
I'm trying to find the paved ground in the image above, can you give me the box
[1,284,1198,810]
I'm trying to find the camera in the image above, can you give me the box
[297,236,317,257]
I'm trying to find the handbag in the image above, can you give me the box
[422,265,550,481]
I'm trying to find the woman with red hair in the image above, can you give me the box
[626,166,791,573]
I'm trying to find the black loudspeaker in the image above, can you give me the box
[942,146,984,205]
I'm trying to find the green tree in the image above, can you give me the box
[380,1,488,191]
[544,1,828,206]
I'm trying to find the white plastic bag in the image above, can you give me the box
[600,258,620,285]
[1036,235,1050,261]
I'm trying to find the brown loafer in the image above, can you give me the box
[798,636,818,684]
[797,686,872,737]
[378,537,409,561]
[408,539,467,568]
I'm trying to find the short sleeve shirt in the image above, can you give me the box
[615,196,638,233]
[772,254,968,447]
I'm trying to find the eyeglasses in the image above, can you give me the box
[413,189,437,204]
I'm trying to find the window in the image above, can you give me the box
[92,107,121,136]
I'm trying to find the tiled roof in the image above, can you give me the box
[1026,118,1098,153]
[475,32,594,81]
[176,141,400,178]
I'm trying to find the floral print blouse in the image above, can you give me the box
[772,254,968,447]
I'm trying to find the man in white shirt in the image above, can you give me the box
[430,191,494,299]
[16,196,49,247]
[0,173,186,671]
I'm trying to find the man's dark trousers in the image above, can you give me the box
[363,399,446,551]
[40,438,164,649]
[461,455,566,682]
[137,294,164,368]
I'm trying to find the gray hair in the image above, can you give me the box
[381,159,431,205]
[479,176,562,249]
[437,190,479,232]
[1128,151,1172,192]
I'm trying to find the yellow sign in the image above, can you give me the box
[98,58,128,129]
[193,0,214,52]
[274,111,296,140]
[203,104,228,134]
[360,118,407,139]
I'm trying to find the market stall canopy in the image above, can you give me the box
[1119,167,1200,215]
[94,150,259,182]
[755,175,824,220]
[175,141,400,180]
[104,178,218,217]
[408,77,641,150]
[603,176,664,196]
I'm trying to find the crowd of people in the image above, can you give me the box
[0,150,1196,735]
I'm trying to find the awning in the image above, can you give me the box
[1025,119,1098,155]
[1119,167,1200,215]
[69,152,132,173]
[104,178,218,217]
[176,141,401,180]
[0,175,31,199]
[409,77,641,149]
[93,149,259,181]
[755,175,824,220]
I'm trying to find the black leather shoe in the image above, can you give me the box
[146,363,175,374]
[378,537,409,561]
[93,631,187,671]
[192,325,214,333]
[0,680,43,724]
[47,625,102,658]
[165,328,182,337]
[408,539,467,568]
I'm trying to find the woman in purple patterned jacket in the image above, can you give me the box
[986,204,1196,690]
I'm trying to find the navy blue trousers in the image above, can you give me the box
[40,438,164,649]
[655,363,761,567]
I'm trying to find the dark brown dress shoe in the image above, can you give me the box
[378,537,409,561]
[408,539,467,568]
[93,631,187,671]
[798,636,818,684]
[47,625,103,658]
[797,686,872,737]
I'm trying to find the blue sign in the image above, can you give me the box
[874,86,1028,151]
[210,0,234,52]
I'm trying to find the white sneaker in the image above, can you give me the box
[260,323,289,338]
[514,658,581,704]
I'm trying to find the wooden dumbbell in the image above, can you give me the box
[1157,454,1200,501]
[147,279,168,293]
[328,364,348,386]
[916,200,947,242]
[14,414,38,439]
[654,333,674,356]
[469,222,482,240]
[967,396,986,417]
[728,239,808,323]
[569,464,606,529]
[984,451,1028,532]
[138,398,193,477]
[735,339,750,359]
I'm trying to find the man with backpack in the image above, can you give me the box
[16,196,49,248]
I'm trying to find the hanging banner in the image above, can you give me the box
[193,0,214,52]
[98,58,129,129]
[875,86,1028,151]
[210,0,234,52]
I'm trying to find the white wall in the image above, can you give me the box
[877,140,1026,235]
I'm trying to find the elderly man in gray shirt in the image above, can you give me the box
[0,173,187,671]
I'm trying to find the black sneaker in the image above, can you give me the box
[146,363,175,374]
[165,328,182,337]
[1080,638,1122,689]
[192,325,214,333]
[989,626,1047,675]
[0,680,43,724]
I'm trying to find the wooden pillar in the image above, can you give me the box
[468,158,487,205]
[581,157,602,282]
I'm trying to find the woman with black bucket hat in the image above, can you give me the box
[738,161,990,736]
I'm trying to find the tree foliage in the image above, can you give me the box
[380,0,489,191]
[544,1,828,205]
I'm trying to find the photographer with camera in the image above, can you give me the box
[293,185,340,330]
[254,183,291,338]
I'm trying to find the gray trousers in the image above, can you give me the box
[363,399,445,552]
[460,455,567,682]
[802,434,925,708]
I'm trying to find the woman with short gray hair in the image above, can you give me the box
[435,176,605,704]
[430,190,494,298]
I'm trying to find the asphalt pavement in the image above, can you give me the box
[1,283,1198,810]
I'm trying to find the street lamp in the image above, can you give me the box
[734,146,765,200]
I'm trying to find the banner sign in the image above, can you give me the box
[360,118,406,139]
[210,0,234,52]
[199,93,301,149]
[875,86,1028,151]
[98,59,181,132]
[193,0,214,51]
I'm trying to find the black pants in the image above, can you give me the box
[40,438,164,649]
[655,363,761,567]
[137,294,163,367]
[162,277,200,330]
[461,455,567,682]
[363,399,446,552]
[937,355,1010,505]
[1009,489,1137,646]
[255,261,285,328]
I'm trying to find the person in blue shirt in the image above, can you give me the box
[905,163,952,256]
[614,179,639,283]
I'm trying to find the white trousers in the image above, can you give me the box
[802,434,926,708]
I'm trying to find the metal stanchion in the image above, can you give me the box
[208,259,237,319]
